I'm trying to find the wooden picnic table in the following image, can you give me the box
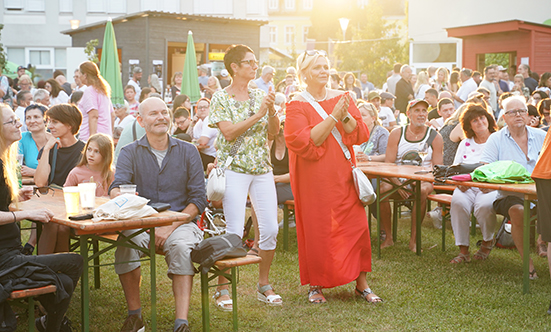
[19,188,189,332]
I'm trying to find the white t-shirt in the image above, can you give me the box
[195,116,218,157]
[114,115,135,129]
[50,91,69,106]
[430,117,444,131]
[455,78,477,109]
[415,84,430,100]
[453,137,486,165]
[379,106,396,128]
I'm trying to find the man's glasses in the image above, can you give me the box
[3,118,20,126]
[504,109,527,116]
[33,186,57,197]
[239,59,259,67]
[299,50,327,67]
[196,106,209,110]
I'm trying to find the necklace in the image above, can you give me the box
[407,125,423,140]
[307,88,327,102]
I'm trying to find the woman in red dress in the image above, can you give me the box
[284,51,382,304]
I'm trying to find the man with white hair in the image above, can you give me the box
[395,65,414,115]
[254,66,275,94]
[15,90,32,131]
[33,88,50,107]
[480,95,545,279]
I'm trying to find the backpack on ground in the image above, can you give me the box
[495,217,515,249]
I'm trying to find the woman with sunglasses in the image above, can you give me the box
[34,104,84,254]
[0,104,83,331]
[209,44,281,309]
[18,104,52,177]
[284,50,382,304]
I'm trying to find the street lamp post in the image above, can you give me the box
[339,17,350,42]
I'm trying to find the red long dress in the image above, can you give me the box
[284,96,372,288]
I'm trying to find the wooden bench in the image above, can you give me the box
[201,255,262,332]
[282,200,295,251]
[9,285,57,332]
[95,234,261,332]
[427,194,453,251]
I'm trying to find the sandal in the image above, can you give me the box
[308,286,326,304]
[537,242,548,258]
[213,289,232,312]
[247,248,259,256]
[473,240,494,260]
[530,269,538,280]
[257,284,283,306]
[450,252,471,264]
[355,287,383,304]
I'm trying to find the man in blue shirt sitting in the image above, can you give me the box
[480,95,545,279]
[109,97,208,332]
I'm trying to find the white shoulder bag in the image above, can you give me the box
[301,91,376,205]
[206,90,256,201]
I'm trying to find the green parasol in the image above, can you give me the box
[181,30,201,103]
[2,61,30,79]
[99,18,124,108]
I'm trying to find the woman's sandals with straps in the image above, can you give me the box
[473,240,494,260]
[450,252,471,264]
[257,284,283,306]
[213,289,232,312]
[308,286,326,304]
[355,288,383,304]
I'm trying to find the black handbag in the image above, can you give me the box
[432,163,483,183]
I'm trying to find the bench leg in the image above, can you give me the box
[392,201,398,242]
[27,297,34,332]
[283,205,289,251]
[470,214,476,236]
[80,235,90,332]
[93,239,100,289]
[231,267,238,332]
[441,205,447,252]
[201,270,210,332]
[149,228,157,332]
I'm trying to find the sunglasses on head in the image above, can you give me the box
[300,50,327,67]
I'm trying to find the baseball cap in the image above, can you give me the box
[407,99,429,111]
[17,66,26,71]
[367,91,380,101]
[380,92,396,100]
[497,65,507,71]
[220,69,229,77]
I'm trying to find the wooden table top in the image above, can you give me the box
[18,189,189,235]
[21,176,34,185]
[445,179,536,196]
[357,162,435,182]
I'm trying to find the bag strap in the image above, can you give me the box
[132,119,137,142]
[48,143,58,185]
[300,91,354,166]
[426,127,438,147]
[223,89,256,169]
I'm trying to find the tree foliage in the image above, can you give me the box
[485,53,509,68]
[333,1,408,88]
[85,39,99,63]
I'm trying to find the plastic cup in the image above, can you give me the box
[120,184,137,195]
[16,154,24,165]
[78,182,96,210]
[63,186,80,216]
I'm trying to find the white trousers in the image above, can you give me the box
[450,187,497,247]
[223,170,278,251]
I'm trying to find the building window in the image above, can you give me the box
[193,0,233,15]
[285,26,295,44]
[26,0,45,11]
[269,26,278,44]
[59,0,72,12]
[4,0,24,10]
[303,0,313,10]
[268,0,278,10]
[303,26,310,44]
[26,48,54,69]
[284,0,295,10]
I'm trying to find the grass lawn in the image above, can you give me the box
[15,209,551,331]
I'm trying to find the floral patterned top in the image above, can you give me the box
[209,89,272,175]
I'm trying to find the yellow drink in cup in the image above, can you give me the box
[63,186,80,216]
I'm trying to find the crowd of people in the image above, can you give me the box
[2,46,551,331]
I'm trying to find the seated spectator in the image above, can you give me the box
[531,90,548,108]
[511,74,530,100]
[45,79,69,106]
[17,74,35,94]
[0,104,83,332]
[124,85,139,116]
[343,72,362,100]
[192,98,217,170]
[414,71,431,100]
[64,133,114,196]
[14,90,32,132]
[204,76,221,100]
[538,98,551,128]
[70,90,83,105]
[53,69,73,96]
[33,88,50,107]
[527,104,541,128]
[480,95,546,279]
[114,101,134,131]
[18,104,51,177]
[34,104,85,254]
[355,101,389,162]
[379,92,397,130]
[449,104,498,263]
[379,99,443,250]
[108,97,207,332]
[148,74,162,94]
[429,98,455,131]
[537,72,551,96]
[172,107,192,139]
[170,72,182,100]
[139,87,151,103]
[426,88,440,120]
